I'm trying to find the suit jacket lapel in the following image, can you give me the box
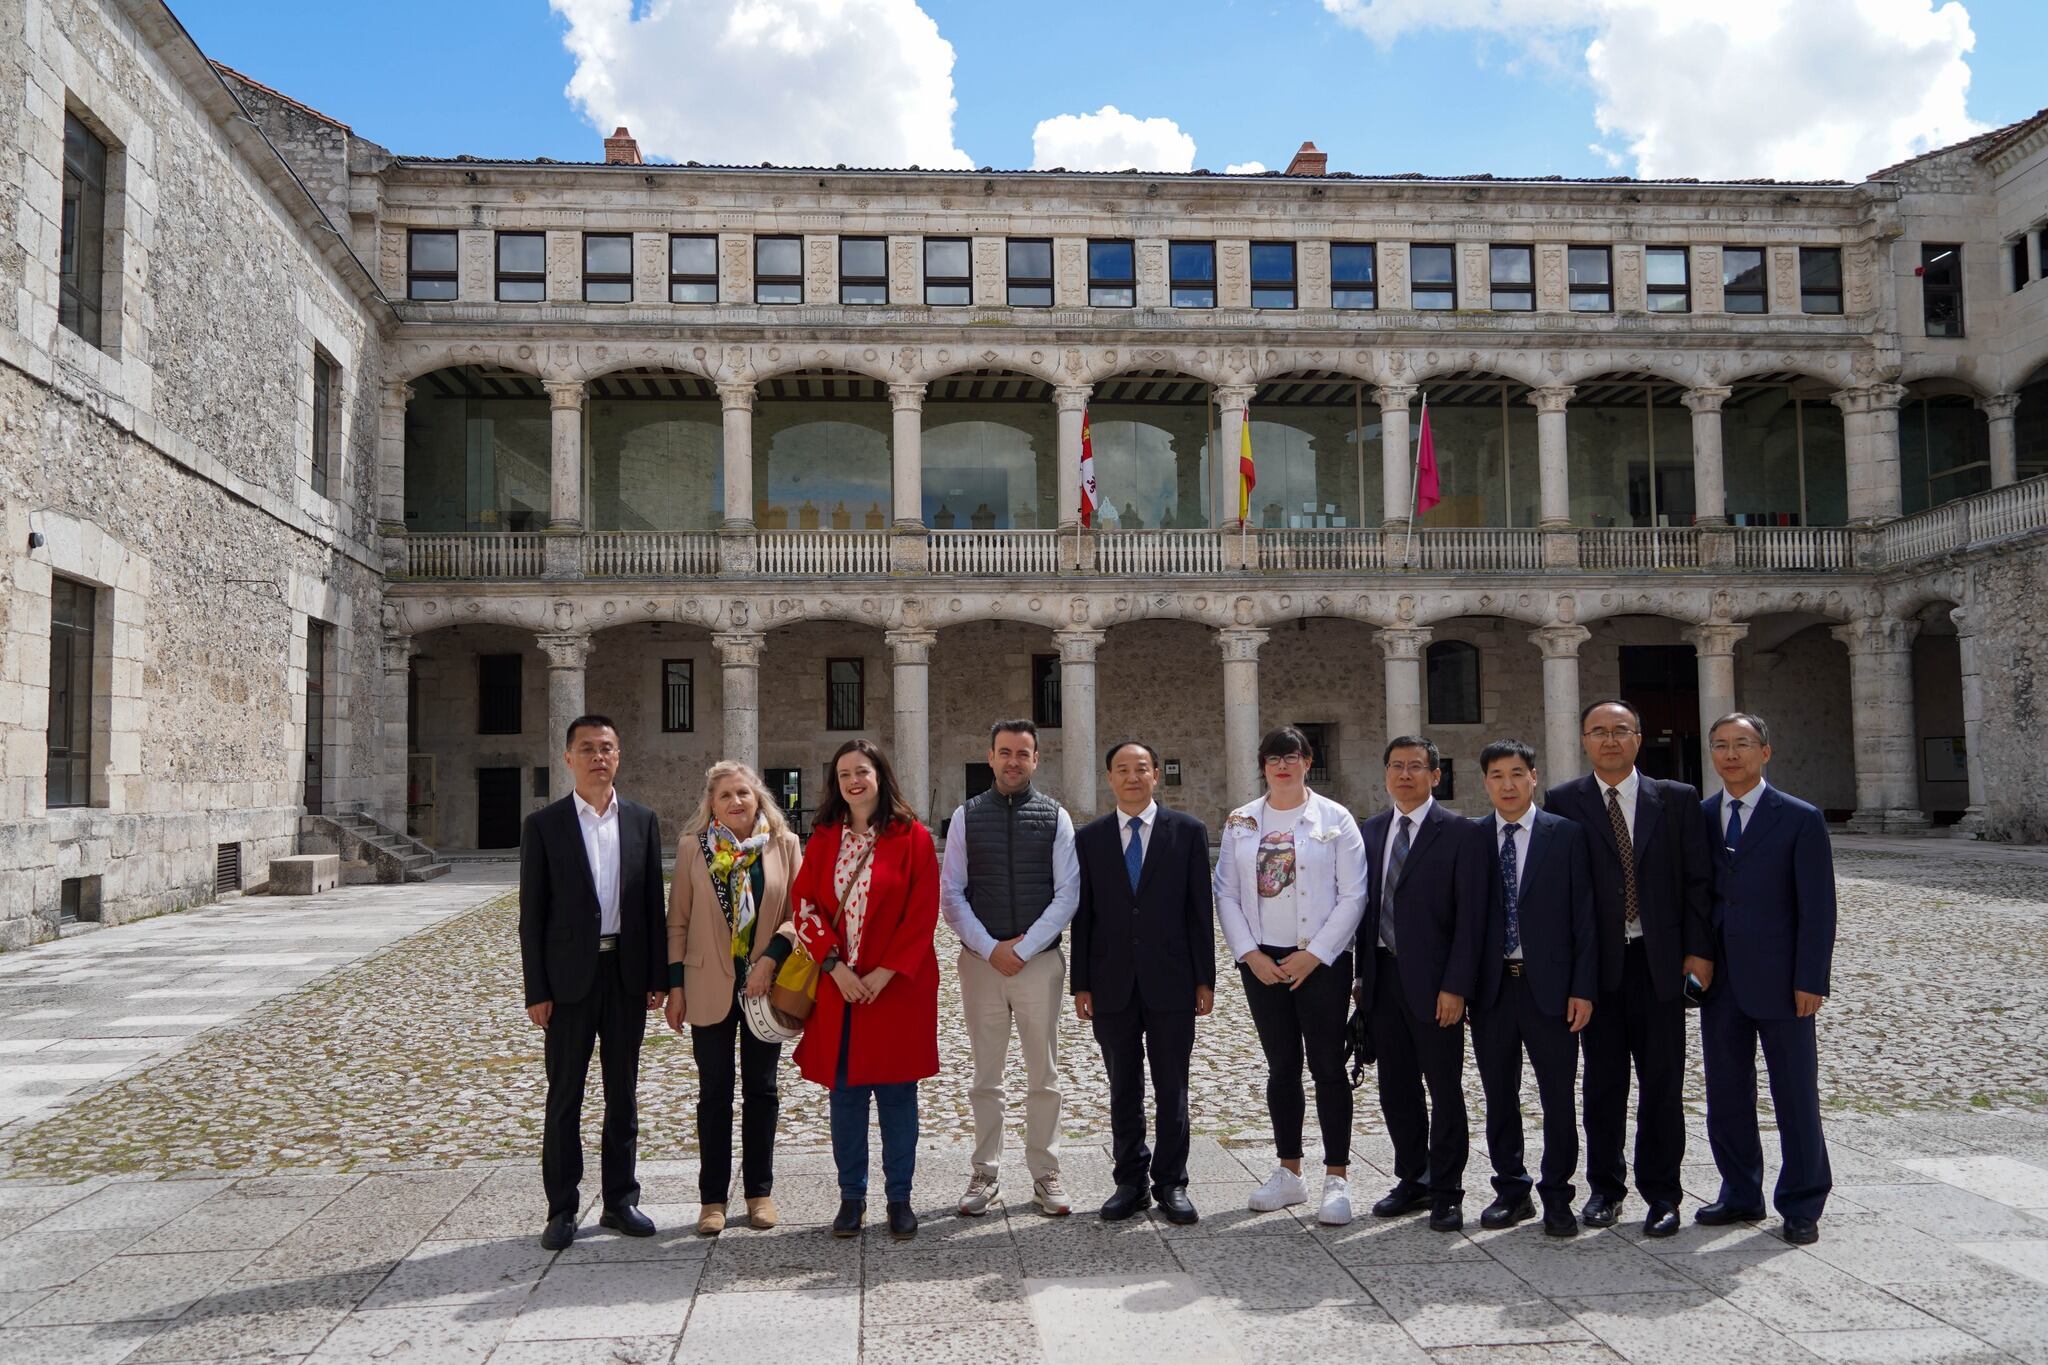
[1520,810,1553,884]
[1731,785,1781,862]
[1402,803,1449,878]
[1133,810,1163,899]
[560,799,601,913]
[1633,778,1665,856]
[1577,777,1625,863]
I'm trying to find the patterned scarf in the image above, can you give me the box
[704,821,771,960]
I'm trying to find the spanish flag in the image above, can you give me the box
[1237,408,1256,522]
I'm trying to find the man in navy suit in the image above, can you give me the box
[1357,735,1488,1231]
[1469,739,1598,1238]
[1071,740,1215,1225]
[1697,712,1836,1246]
[1543,699,1714,1239]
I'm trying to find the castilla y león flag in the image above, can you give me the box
[1079,408,1100,527]
[1414,398,1441,516]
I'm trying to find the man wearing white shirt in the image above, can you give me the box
[939,719,1081,1218]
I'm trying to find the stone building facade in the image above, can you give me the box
[4,1,2048,946]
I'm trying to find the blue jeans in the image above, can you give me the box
[831,1020,918,1203]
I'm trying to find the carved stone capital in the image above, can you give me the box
[536,631,591,670]
[712,631,763,669]
[1055,627,1105,663]
[1215,627,1268,662]
[543,379,585,412]
[1214,384,1257,413]
[885,628,938,664]
[1376,626,1433,660]
[888,381,927,411]
[1948,605,1978,638]
[1830,614,1917,655]
[1684,622,1750,657]
[380,633,415,674]
[1977,392,2022,422]
[716,381,757,413]
[1528,385,1576,414]
[1682,385,1732,415]
[1528,624,1592,659]
[1054,384,1093,413]
[1372,383,1418,411]
[380,379,415,413]
[1831,382,1906,416]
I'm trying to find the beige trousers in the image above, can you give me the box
[958,946,1066,1181]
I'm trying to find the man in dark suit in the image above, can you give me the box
[519,713,668,1250]
[1544,698,1714,1239]
[1071,739,1215,1226]
[1357,735,1488,1231]
[1469,739,1598,1238]
[1697,712,1836,1246]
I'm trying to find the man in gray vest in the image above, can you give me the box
[940,718,1081,1217]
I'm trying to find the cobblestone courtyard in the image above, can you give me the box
[1,838,2045,1362]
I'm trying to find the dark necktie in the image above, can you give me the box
[1383,814,1412,953]
[1606,786,1639,926]
[1500,821,1522,958]
[1124,816,1145,892]
[1725,797,1745,854]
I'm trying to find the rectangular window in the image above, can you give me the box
[1568,246,1613,312]
[670,234,718,303]
[311,349,334,498]
[661,659,694,733]
[1722,246,1767,312]
[477,653,523,735]
[840,236,887,305]
[1411,243,1456,309]
[826,658,864,731]
[495,231,546,302]
[1088,239,1135,307]
[2011,237,2030,293]
[1922,243,1963,337]
[407,229,458,301]
[1646,246,1691,312]
[1169,241,1216,308]
[1799,247,1843,314]
[60,112,108,346]
[583,232,632,303]
[1489,245,1534,311]
[1294,722,1333,788]
[1251,242,1297,309]
[46,576,95,809]
[303,619,328,813]
[1031,654,1062,729]
[1331,242,1375,309]
[1007,238,1053,307]
[60,875,102,925]
[755,235,801,304]
[925,237,971,305]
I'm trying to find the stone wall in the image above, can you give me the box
[1961,535,2048,841]
[1740,623,1857,816]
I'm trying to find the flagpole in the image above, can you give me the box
[1405,392,1426,568]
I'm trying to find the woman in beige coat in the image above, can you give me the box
[665,760,802,1235]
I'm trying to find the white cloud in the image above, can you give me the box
[549,0,972,169]
[1321,0,1989,180]
[1030,105,1197,172]
[1225,161,1270,175]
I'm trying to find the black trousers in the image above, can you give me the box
[1580,938,1687,1207]
[1472,966,1581,1209]
[1370,948,1469,1202]
[1702,994,1831,1221]
[1239,947,1353,1168]
[542,950,645,1220]
[690,959,783,1204]
[1092,984,1195,1194]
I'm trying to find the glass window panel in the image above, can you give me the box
[923,399,1058,528]
[926,283,972,306]
[1801,291,1843,314]
[1008,285,1053,307]
[588,394,723,531]
[1250,242,1295,282]
[926,238,970,277]
[1252,287,1296,309]
[1170,241,1215,282]
[60,114,107,346]
[756,281,802,305]
[671,235,717,275]
[1799,248,1840,289]
[1647,293,1689,313]
[1492,290,1534,310]
[1723,386,1809,526]
[586,280,632,303]
[411,232,458,273]
[1723,249,1766,287]
[1089,240,1134,278]
[1411,245,1455,284]
[411,277,459,301]
[1418,395,1531,528]
[585,234,631,274]
[1089,400,1212,528]
[1243,406,1366,529]
[1172,287,1216,308]
[1331,244,1375,284]
[498,233,545,274]
[1490,246,1533,284]
[1645,248,1688,286]
[1568,400,1639,527]
[753,395,891,532]
[1899,395,1990,513]
[1008,239,1052,276]
[1725,293,1767,313]
[841,237,886,277]
[1569,290,1612,312]
[756,237,801,276]
[1089,287,1135,308]
[1568,247,1611,285]
[671,280,717,304]
[1413,288,1455,310]
[1332,288,1375,310]
[842,283,888,305]
[404,387,552,533]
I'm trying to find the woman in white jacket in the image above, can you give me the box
[1213,725,1370,1225]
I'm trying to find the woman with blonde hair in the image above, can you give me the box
[666,760,803,1235]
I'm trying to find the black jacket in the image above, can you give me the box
[519,793,667,1007]
[1472,807,1600,1017]
[1357,802,1489,1023]
[1071,805,1215,1014]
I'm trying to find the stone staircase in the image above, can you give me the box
[300,803,451,884]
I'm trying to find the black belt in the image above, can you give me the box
[597,934,619,953]
[1624,936,1647,951]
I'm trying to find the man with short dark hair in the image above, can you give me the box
[519,714,669,1250]
[939,718,1080,1217]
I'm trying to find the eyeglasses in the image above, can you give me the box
[1262,754,1309,768]
[1709,740,1764,755]
[1583,728,1638,742]
[572,744,620,757]
[1385,763,1434,777]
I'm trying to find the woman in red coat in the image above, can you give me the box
[790,738,940,1241]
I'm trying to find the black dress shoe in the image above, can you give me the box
[1429,1202,1464,1232]
[539,1214,576,1251]
[1781,1216,1819,1245]
[1100,1184,1153,1221]
[1480,1196,1536,1230]
[1643,1203,1680,1238]
[886,1201,918,1240]
[1542,1206,1580,1238]
[831,1199,864,1238]
[599,1204,656,1237]
[1694,1200,1767,1226]
[1580,1193,1621,1228]
[1372,1183,1432,1218]
[1155,1186,1199,1225]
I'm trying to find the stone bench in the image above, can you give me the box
[269,854,340,896]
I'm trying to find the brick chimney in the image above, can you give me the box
[1284,141,1327,176]
[604,126,643,165]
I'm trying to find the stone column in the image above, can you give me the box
[1214,384,1256,528]
[379,633,414,830]
[1056,628,1104,817]
[887,629,937,820]
[1834,382,1905,524]
[1378,626,1433,741]
[890,382,926,529]
[713,631,763,772]
[1685,623,1750,796]
[1529,385,1575,528]
[1217,628,1267,809]
[1529,625,1590,786]
[1374,383,1416,528]
[537,632,591,801]
[717,381,756,528]
[1979,393,2021,488]
[1831,614,1928,831]
[543,380,585,530]
[376,380,412,533]
[1056,385,1091,530]
[1949,606,1989,833]
[1683,385,1732,527]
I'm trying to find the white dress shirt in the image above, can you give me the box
[938,796,1082,962]
[1378,796,1434,951]
[1118,801,1158,862]
[1213,791,1368,964]
[1721,779,1768,844]
[574,789,622,935]
[1491,810,1531,961]
[1597,769,1644,942]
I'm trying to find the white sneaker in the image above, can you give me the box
[1318,1175,1354,1226]
[958,1171,998,1216]
[1248,1165,1311,1212]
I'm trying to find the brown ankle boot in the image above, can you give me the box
[696,1202,727,1236]
[746,1195,779,1229]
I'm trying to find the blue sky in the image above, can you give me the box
[175,0,2046,180]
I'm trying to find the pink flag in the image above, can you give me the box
[1414,399,1441,515]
